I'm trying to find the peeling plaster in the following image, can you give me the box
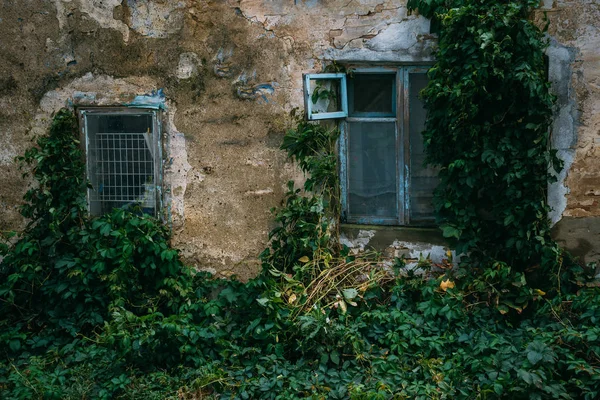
[54,0,130,41]
[124,0,187,39]
[230,0,436,63]
[340,229,376,252]
[128,89,167,110]
[176,52,201,80]
[2,0,598,278]
[391,240,453,265]
[244,188,274,196]
[0,141,18,165]
[164,110,191,231]
[340,229,455,269]
[54,0,187,42]
[367,19,428,50]
[547,39,578,225]
[34,73,189,231]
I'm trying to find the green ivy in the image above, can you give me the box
[260,111,340,276]
[407,0,571,290]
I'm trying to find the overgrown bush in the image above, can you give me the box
[409,0,562,274]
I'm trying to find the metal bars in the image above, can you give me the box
[80,109,160,216]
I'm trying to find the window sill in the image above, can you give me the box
[340,223,447,250]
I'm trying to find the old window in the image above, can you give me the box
[304,66,438,226]
[304,73,348,120]
[79,108,161,217]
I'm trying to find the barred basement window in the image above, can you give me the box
[304,66,439,226]
[79,109,161,217]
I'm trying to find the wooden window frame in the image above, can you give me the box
[303,73,348,120]
[337,66,434,226]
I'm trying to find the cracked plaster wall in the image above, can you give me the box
[0,0,598,277]
[535,1,600,264]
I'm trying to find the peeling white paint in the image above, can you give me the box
[165,111,191,230]
[176,52,201,80]
[244,188,274,196]
[340,229,376,252]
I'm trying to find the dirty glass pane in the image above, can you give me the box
[409,73,438,223]
[308,78,341,114]
[85,113,156,216]
[348,73,395,116]
[347,121,397,218]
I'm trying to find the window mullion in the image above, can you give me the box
[339,121,348,222]
[402,67,412,226]
[83,111,91,213]
[153,112,161,217]
[397,68,406,225]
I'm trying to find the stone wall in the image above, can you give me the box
[538,0,600,265]
[0,0,598,276]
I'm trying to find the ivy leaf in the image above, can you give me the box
[219,287,238,304]
[320,353,329,365]
[256,297,269,306]
[441,225,460,239]
[517,369,533,384]
[342,288,358,301]
[330,350,340,365]
[526,341,554,365]
[9,339,20,352]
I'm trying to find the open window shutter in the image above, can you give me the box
[303,73,348,120]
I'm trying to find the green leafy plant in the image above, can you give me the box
[260,111,340,277]
[406,0,576,306]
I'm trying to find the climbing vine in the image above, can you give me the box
[260,110,340,276]
[407,0,570,286]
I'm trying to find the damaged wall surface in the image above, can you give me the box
[0,0,598,277]
[538,0,600,264]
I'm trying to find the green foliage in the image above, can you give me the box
[280,111,340,195]
[260,112,340,275]
[261,181,330,275]
[407,0,571,289]
[1,111,191,339]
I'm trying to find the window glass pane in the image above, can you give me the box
[308,78,342,114]
[85,113,155,216]
[347,121,397,219]
[304,74,347,120]
[409,73,438,223]
[349,73,395,116]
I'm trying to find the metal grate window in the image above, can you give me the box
[81,110,160,216]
